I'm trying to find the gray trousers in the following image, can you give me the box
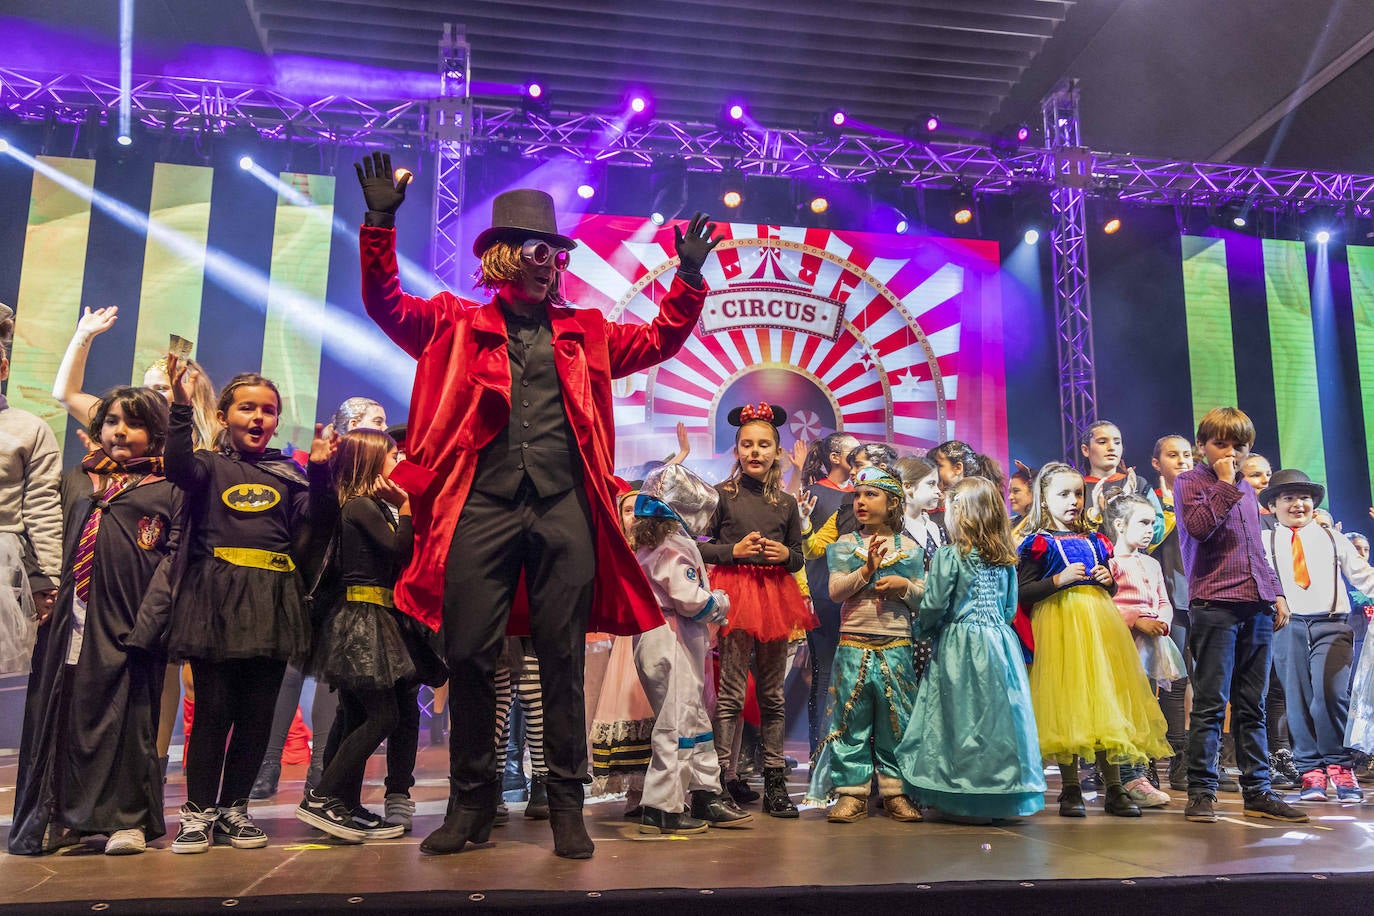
[712,629,789,778]
[1273,615,1355,773]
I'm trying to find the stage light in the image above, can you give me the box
[953,207,973,225]
[895,217,910,235]
[238,155,254,170]
[576,183,596,200]
[1315,229,1331,244]
[719,100,748,131]
[921,113,940,133]
[1024,228,1040,245]
[648,156,687,226]
[650,211,666,226]
[116,134,133,147]
[729,104,745,121]
[525,80,544,100]
[522,79,550,115]
[623,88,654,124]
[809,196,829,215]
[723,190,742,208]
[721,166,745,208]
[1232,214,1247,228]
[1103,217,1122,235]
[1016,124,1030,142]
[630,96,647,114]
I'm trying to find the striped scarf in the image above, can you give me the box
[71,450,164,602]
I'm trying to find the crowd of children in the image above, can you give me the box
[11,283,1374,858]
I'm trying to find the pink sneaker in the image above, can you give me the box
[1327,765,1363,802]
[1299,768,1329,802]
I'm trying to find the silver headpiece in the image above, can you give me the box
[635,463,719,538]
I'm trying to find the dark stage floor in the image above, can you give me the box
[3,745,1374,913]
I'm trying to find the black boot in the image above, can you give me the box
[1104,784,1143,817]
[1058,783,1086,817]
[1168,752,1188,791]
[419,807,496,856]
[726,777,759,805]
[762,767,798,818]
[690,789,754,828]
[547,780,594,859]
[250,757,281,800]
[525,776,549,820]
[639,806,709,836]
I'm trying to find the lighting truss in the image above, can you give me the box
[429,26,471,290]
[1041,79,1097,466]
[4,67,1374,210]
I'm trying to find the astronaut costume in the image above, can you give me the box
[632,464,751,832]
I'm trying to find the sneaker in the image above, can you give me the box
[1124,776,1171,809]
[1184,793,1217,823]
[1327,764,1364,802]
[1244,790,1310,823]
[1270,749,1301,789]
[384,793,416,832]
[349,805,405,840]
[104,828,146,856]
[171,802,218,854]
[214,800,269,849]
[1300,768,1329,802]
[295,791,365,844]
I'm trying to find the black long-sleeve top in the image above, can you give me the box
[340,495,414,589]
[700,474,805,573]
[163,404,335,565]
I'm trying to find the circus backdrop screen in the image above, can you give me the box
[561,216,1009,472]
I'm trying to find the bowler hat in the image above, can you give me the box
[1258,468,1325,509]
[471,189,577,256]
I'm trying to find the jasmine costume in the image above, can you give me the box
[898,545,1045,819]
[807,469,923,817]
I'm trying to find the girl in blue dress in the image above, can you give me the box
[898,477,1045,821]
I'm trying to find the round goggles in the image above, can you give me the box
[520,239,571,271]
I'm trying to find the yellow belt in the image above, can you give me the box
[346,586,395,608]
[212,546,296,572]
[838,635,911,650]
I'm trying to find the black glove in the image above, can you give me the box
[355,152,412,229]
[673,212,723,284]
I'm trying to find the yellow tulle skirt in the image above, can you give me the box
[1029,587,1172,765]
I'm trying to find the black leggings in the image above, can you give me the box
[317,682,409,807]
[186,657,287,807]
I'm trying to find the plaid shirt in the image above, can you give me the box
[1173,463,1283,603]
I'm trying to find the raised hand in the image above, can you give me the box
[76,306,119,341]
[797,491,818,524]
[355,152,412,215]
[308,423,336,465]
[862,534,888,578]
[673,212,723,276]
[667,421,690,464]
[166,353,198,406]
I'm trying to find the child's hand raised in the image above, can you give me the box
[76,305,119,342]
[308,423,335,465]
[166,353,198,406]
[1053,562,1087,587]
[797,492,817,524]
[863,534,888,578]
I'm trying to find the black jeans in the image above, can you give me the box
[443,485,594,810]
[318,684,406,807]
[186,657,287,807]
[1185,601,1274,796]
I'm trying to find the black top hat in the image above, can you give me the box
[1257,468,1325,508]
[471,189,578,256]
[385,423,408,446]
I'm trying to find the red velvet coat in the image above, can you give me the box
[360,226,704,635]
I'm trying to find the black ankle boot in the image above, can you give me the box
[690,789,754,828]
[549,809,594,859]
[726,777,759,805]
[1104,784,1143,817]
[249,758,280,800]
[419,807,496,855]
[1058,783,1086,817]
[762,767,798,818]
[525,776,549,820]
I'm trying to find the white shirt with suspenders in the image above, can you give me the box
[1264,523,1374,619]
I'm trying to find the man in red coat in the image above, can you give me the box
[355,153,721,858]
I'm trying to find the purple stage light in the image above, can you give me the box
[1016,125,1030,142]
[831,110,846,128]
[577,183,595,200]
[631,96,647,114]
[925,116,939,132]
[526,81,544,99]
[729,104,745,121]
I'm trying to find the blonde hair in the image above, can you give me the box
[472,240,566,306]
[148,356,217,450]
[1022,462,1093,534]
[946,477,1017,566]
[332,428,397,504]
[721,419,785,506]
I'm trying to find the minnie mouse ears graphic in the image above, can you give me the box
[727,402,788,429]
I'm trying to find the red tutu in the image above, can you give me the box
[711,564,815,642]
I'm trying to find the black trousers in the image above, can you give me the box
[186,657,287,807]
[318,684,406,807]
[444,484,595,810]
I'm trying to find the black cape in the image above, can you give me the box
[8,468,181,854]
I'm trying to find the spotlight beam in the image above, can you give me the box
[2,142,416,400]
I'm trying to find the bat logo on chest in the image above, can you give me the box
[221,484,281,512]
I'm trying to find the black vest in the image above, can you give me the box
[471,309,582,499]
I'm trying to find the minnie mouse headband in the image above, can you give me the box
[727,402,788,428]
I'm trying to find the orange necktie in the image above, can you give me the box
[1290,527,1311,589]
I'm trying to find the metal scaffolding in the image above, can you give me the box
[428,25,471,291]
[1041,79,1097,464]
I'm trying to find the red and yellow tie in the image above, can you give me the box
[72,475,128,602]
